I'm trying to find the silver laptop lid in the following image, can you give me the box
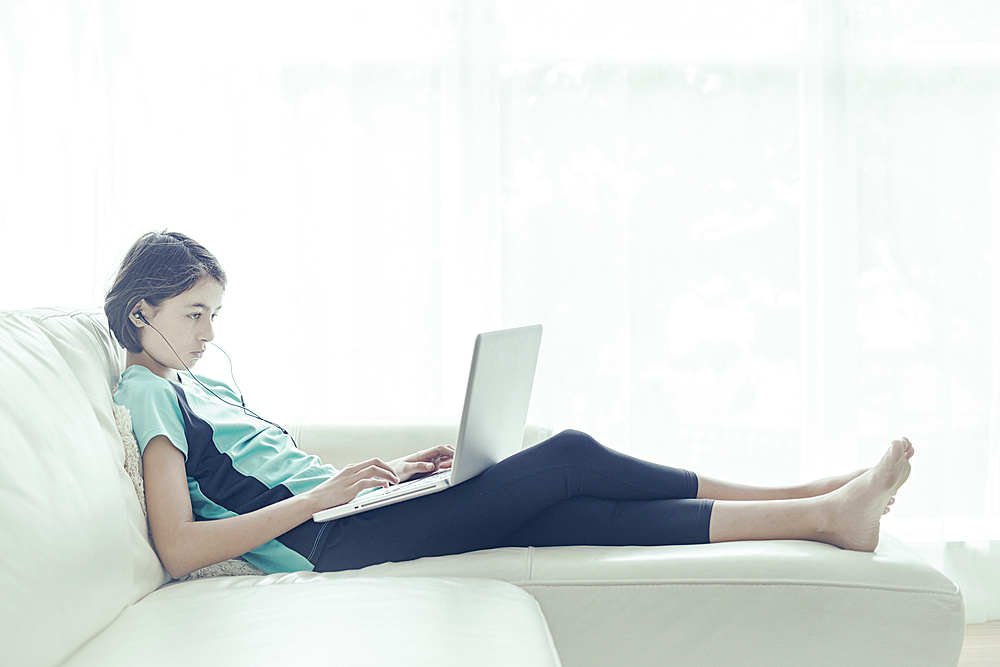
[449,324,543,485]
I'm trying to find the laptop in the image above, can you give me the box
[312,324,543,522]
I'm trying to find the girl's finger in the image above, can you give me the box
[346,458,395,477]
[358,464,398,484]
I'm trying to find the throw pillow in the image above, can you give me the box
[112,401,265,579]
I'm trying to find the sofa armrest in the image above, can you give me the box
[282,417,554,468]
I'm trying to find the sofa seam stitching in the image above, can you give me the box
[518,580,963,596]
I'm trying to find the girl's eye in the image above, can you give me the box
[190,313,201,320]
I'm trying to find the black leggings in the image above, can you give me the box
[310,429,715,573]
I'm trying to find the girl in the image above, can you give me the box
[107,231,913,580]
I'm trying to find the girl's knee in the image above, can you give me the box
[543,429,603,458]
[555,428,594,443]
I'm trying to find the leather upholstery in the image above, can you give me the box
[61,576,560,667]
[0,309,169,667]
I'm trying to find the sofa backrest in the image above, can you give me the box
[0,308,169,667]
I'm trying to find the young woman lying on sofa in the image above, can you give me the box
[105,230,914,580]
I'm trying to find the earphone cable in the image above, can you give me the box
[138,316,298,448]
[209,340,247,415]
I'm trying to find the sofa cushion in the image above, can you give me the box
[0,309,169,667]
[519,534,965,667]
[294,533,964,667]
[61,576,562,667]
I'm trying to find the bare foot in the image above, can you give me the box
[819,438,913,552]
[808,438,914,498]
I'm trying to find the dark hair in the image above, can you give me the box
[104,231,227,353]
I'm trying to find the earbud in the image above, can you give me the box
[134,312,149,324]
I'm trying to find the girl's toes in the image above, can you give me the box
[902,437,914,459]
[890,440,907,462]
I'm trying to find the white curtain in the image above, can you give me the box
[2,0,998,622]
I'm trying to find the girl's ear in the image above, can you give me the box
[130,300,150,327]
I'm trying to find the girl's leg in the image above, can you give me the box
[309,432,914,571]
[502,495,712,547]
[504,438,910,549]
[695,438,913,501]
[708,438,913,551]
[695,470,868,501]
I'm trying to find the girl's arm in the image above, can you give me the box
[142,435,398,579]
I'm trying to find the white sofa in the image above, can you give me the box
[0,308,967,667]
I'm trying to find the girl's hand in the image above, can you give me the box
[390,445,455,482]
[303,458,399,512]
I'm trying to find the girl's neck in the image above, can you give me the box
[125,352,180,383]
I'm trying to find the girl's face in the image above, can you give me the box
[129,276,225,380]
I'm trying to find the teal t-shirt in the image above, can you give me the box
[114,364,336,574]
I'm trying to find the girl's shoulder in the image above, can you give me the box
[115,365,180,408]
[116,364,170,392]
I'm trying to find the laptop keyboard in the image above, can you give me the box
[357,468,451,501]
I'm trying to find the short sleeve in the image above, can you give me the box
[114,373,190,461]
